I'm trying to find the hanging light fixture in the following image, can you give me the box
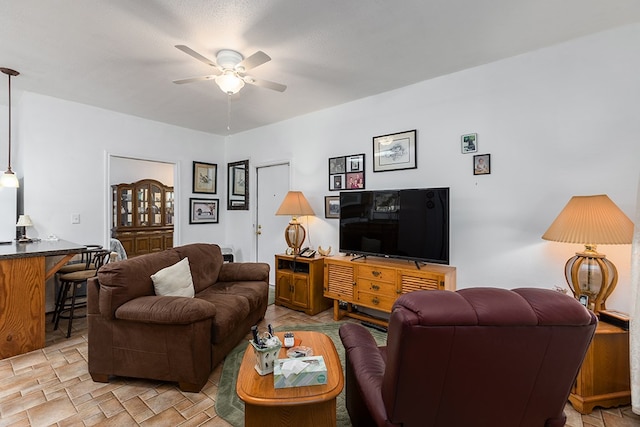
[0,67,19,188]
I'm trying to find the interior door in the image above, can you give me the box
[256,162,290,285]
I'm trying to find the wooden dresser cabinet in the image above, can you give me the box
[275,255,332,316]
[112,179,174,258]
[324,255,456,326]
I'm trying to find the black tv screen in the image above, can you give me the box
[339,188,449,264]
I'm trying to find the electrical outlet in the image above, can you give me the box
[71,213,80,224]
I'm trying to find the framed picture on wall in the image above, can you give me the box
[189,198,219,224]
[473,154,491,175]
[325,196,340,218]
[373,130,417,172]
[329,153,365,191]
[461,133,478,153]
[193,161,217,194]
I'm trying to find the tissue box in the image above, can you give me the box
[273,356,327,388]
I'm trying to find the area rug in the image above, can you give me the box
[268,285,275,305]
[215,322,387,426]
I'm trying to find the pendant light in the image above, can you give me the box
[0,67,19,188]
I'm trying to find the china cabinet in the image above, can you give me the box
[112,179,174,257]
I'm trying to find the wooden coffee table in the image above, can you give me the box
[236,330,344,427]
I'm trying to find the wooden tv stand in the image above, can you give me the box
[323,255,456,327]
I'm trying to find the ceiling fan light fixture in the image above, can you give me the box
[215,70,245,94]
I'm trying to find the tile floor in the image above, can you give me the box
[0,301,638,426]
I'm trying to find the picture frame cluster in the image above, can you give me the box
[328,153,365,191]
[191,161,219,224]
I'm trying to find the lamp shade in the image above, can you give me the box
[542,195,633,245]
[16,214,33,227]
[275,191,315,217]
[0,170,18,188]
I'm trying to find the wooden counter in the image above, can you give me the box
[0,239,85,359]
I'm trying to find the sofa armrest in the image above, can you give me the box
[218,262,269,282]
[115,296,217,325]
[339,323,389,425]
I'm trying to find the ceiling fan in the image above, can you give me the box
[173,45,287,94]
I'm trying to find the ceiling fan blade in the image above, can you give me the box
[173,75,217,84]
[244,76,287,92]
[238,51,271,71]
[175,45,220,69]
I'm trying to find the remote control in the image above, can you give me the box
[284,332,294,348]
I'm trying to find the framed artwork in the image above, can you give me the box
[325,196,340,218]
[227,159,249,211]
[373,129,417,172]
[473,154,491,175]
[232,165,246,196]
[329,153,365,191]
[189,198,219,224]
[461,133,478,153]
[193,161,217,194]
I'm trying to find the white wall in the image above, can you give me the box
[16,92,226,246]
[110,156,174,186]
[226,24,640,313]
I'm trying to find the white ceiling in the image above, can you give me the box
[1,0,640,136]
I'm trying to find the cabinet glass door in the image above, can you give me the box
[150,184,162,226]
[137,186,149,226]
[118,187,133,227]
[165,189,174,226]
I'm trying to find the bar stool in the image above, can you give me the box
[52,245,103,326]
[54,249,110,338]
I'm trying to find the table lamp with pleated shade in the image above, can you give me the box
[275,191,315,255]
[542,194,633,313]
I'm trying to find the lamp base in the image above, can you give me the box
[565,248,617,313]
[284,219,306,255]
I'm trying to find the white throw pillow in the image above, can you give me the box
[150,257,195,297]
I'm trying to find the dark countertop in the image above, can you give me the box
[0,239,86,260]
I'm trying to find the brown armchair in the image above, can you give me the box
[339,288,597,427]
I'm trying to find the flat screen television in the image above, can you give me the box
[339,188,449,264]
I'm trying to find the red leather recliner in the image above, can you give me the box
[339,288,597,427]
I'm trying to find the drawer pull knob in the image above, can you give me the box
[371,284,380,291]
[372,297,380,305]
[372,271,381,277]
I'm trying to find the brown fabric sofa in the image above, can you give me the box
[87,243,269,392]
[339,288,597,427]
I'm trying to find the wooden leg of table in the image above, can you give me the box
[333,300,341,321]
[245,399,336,427]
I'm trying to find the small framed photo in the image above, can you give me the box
[329,153,365,191]
[189,198,219,224]
[578,295,588,307]
[193,161,217,194]
[325,196,340,218]
[473,154,491,175]
[373,129,417,172]
[461,133,477,153]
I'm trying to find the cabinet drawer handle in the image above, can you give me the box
[372,271,381,277]
[372,297,380,305]
[371,284,380,291]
